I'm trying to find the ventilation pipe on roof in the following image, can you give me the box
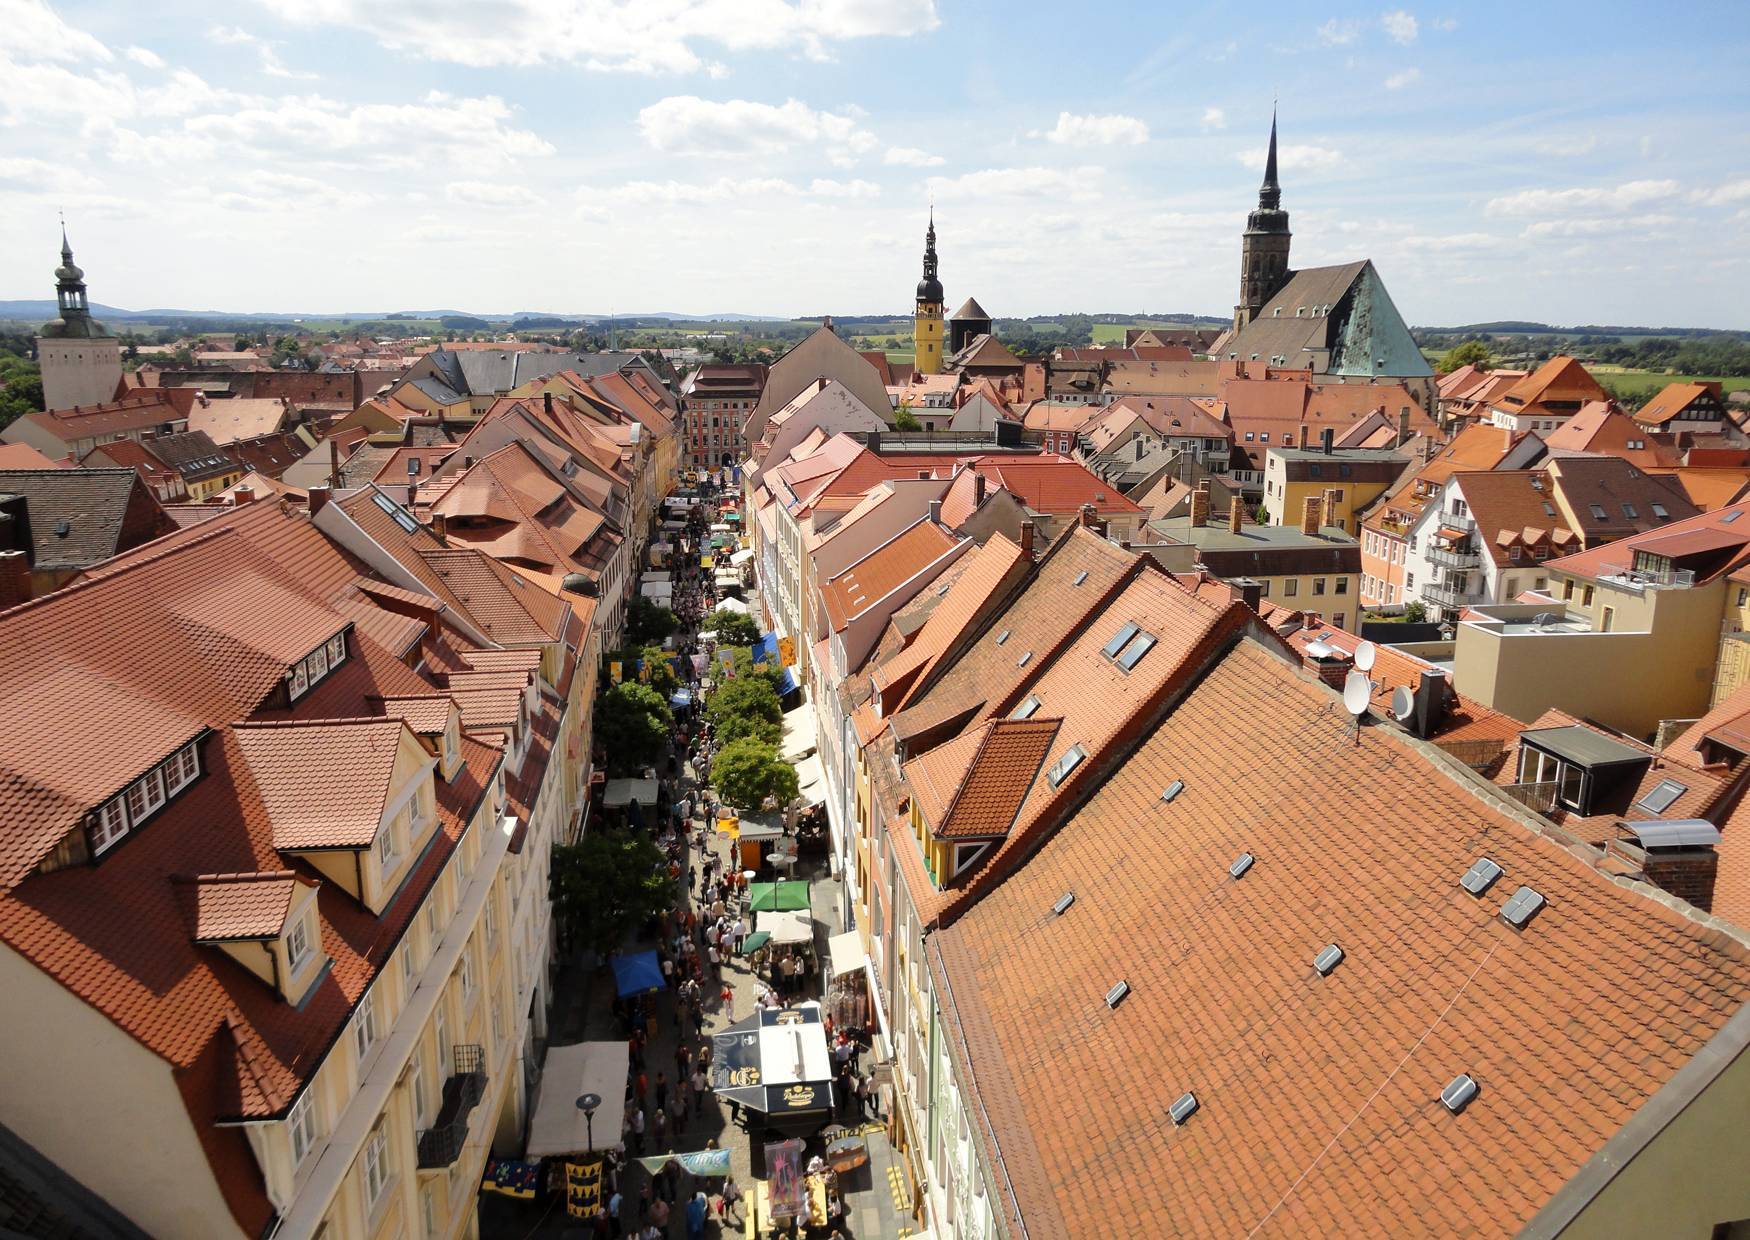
[1409,668,1447,739]
[1322,426,1334,455]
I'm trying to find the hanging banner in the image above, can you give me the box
[564,1156,604,1219]
[765,1140,807,1221]
[637,659,649,683]
[720,649,736,678]
[691,653,708,678]
[610,661,623,684]
[635,1149,732,1177]
[778,636,796,668]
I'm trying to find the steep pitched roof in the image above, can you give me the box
[1636,381,1722,426]
[1493,355,1609,415]
[1543,499,1750,584]
[935,640,1750,1239]
[0,467,175,570]
[745,326,891,446]
[818,519,961,632]
[1225,260,1433,379]
[904,717,1060,840]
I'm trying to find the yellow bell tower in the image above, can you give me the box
[913,209,945,375]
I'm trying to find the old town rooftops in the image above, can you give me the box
[232,718,415,850]
[1543,499,1750,584]
[928,635,1750,1239]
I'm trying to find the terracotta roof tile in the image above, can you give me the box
[907,717,1061,839]
[372,694,457,734]
[233,718,412,850]
[819,519,961,632]
[931,639,1750,1238]
[181,871,307,941]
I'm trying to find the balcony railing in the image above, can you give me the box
[1421,579,1476,609]
[1427,544,1481,569]
[417,1044,487,1169]
[1499,780,1558,816]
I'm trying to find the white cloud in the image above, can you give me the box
[256,0,939,74]
[1235,143,1345,174]
[1384,67,1420,90]
[1485,179,1680,217]
[637,96,876,164]
[4,0,112,62]
[884,146,944,167]
[597,177,799,206]
[446,180,541,207]
[207,25,317,79]
[0,156,102,192]
[808,178,879,198]
[925,166,1104,203]
[1381,9,1419,44]
[1522,213,1677,239]
[1398,232,1508,252]
[1200,106,1226,131]
[1030,111,1149,147]
[1694,180,1750,207]
[1317,18,1360,46]
[125,46,166,69]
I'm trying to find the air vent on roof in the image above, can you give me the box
[1074,571,1089,586]
[1725,511,1742,524]
[1102,621,1140,659]
[54,519,71,537]
[1010,694,1041,720]
[1313,944,1345,976]
[1441,1074,1479,1114]
[1046,744,1086,788]
[1230,852,1254,879]
[1169,1092,1198,1125]
[937,582,951,597]
[1499,885,1546,929]
[1105,980,1129,1009]
[996,629,1011,645]
[1016,651,1032,668]
[1160,780,1184,803]
[1635,778,1687,816]
[1053,891,1075,916]
[1459,857,1503,897]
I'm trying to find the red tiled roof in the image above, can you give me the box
[971,454,1142,515]
[233,718,413,850]
[372,694,457,734]
[931,638,1750,1238]
[1494,355,1609,413]
[1544,499,1750,583]
[871,534,1027,713]
[181,870,308,941]
[905,717,1061,840]
[819,519,961,632]
[1636,381,1721,426]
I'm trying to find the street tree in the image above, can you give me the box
[550,829,671,958]
[596,681,672,775]
[707,607,760,645]
[711,737,800,811]
[705,672,782,736]
[626,596,679,646]
[1438,340,1492,372]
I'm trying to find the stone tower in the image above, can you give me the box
[913,209,945,376]
[37,227,122,412]
[1234,110,1293,333]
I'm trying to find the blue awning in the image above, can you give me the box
[670,689,694,708]
[777,667,800,695]
[610,950,666,998]
[753,633,779,663]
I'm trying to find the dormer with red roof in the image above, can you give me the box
[179,870,326,1005]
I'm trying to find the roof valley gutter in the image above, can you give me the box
[928,934,1030,1240]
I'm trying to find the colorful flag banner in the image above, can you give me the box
[635,1148,732,1177]
[564,1156,604,1219]
[764,1139,807,1220]
[609,661,622,684]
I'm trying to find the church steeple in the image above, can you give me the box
[914,207,945,375]
[1234,109,1293,333]
[42,224,109,340]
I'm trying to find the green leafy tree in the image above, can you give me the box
[0,356,44,428]
[894,403,921,431]
[716,710,781,747]
[550,829,672,958]
[1401,600,1428,624]
[711,737,799,811]
[705,670,783,736]
[596,681,672,775]
[707,607,760,645]
[1437,340,1492,372]
[626,596,679,646]
[611,646,679,695]
[170,346,195,367]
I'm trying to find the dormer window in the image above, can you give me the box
[288,630,350,702]
[90,739,203,857]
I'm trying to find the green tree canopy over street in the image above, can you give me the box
[1437,340,1492,372]
[550,829,671,958]
[707,607,760,645]
[597,681,672,775]
[626,596,679,646]
[711,737,799,811]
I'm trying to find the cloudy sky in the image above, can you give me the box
[2,0,1747,326]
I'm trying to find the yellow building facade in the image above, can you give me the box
[913,212,945,376]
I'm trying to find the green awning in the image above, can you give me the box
[738,930,772,955]
[746,880,810,912]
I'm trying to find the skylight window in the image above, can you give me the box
[1053,892,1074,916]
[1160,780,1184,803]
[1724,510,1742,524]
[1622,503,1638,519]
[1016,651,1032,668]
[1104,980,1130,1009]
[1169,1092,1198,1125]
[1635,778,1687,815]
[1499,885,1546,929]
[1010,694,1041,720]
[1313,944,1345,976]
[1441,1074,1478,1114]
[996,629,1011,645]
[1101,621,1141,659]
[1458,856,1503,897]
[1651,503,1669,519]
[1589,503,1608,520]
[1074,571,1089,586]
[1229,852,1254,879]
[1046,744,1086,788]
[1115,630,1158,671]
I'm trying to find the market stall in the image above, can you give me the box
[525,1041,629,1158]
[710,1005,835,1132]
[779,700,816,761]
[758,908,813,945]
[746,880,811,912]
[603,778,660,809]
[826,931,871,1033]
[609,950,667,998]
[791,755,827,810]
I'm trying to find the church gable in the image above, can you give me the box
[1327,262,1433,379]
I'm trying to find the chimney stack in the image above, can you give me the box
[1321,427,1334,455]
[1019,520,1036,560]
[1410,668,1447,738]
[431,512,448,543]
[928,499,943,525]
[1300,495,1323,536]
[973,472,986,505]
[1233,577,1262,613]
[308,485,331,516]
[1313,650,1353,691]
[0,549,30,609]
[1190,487,1210,528]
[544,391,553,416]
[233,485,255,506]
[329,437,341,489]
[407,483,418,507]
[1397,407,1411,448]
[1612,829,1720,913]
[1323,487,1343,531]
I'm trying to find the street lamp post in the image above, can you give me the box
[575,1092,602,1153]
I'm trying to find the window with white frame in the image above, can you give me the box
[125,767,167,823]
[286,913,312,972]
[375,819,400,872]
[352,991,379,1061]
[411,1047,430,1126]
[91,799,129,854]
[362,1125,391,1207]
[459,945,475,1004]
[288,1089,318,1167]
[287,630,349,702]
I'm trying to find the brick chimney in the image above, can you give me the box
[1190,487,1210,528]
[329,437,341,488]
[1300,495,1323,536]
[973,472,986,505]
[1227,499,1244,534]
[1019,520,1036,559]
[1321,426,1334,455]
[544,391,553,416]
[232,485,255,506]
[1323,487,1343,530]
[1397,407,1411,448]
[1610,829,1719,913]
[431,512,448,543]
[1314,651,1352,690]
[308,485,331,515]
[1233,577,1262,613]
[1080,503,1097,527]
[0,549,30,609]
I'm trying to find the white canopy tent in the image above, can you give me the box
[713,596,751,615]
[792,755,826,808]
[779,701,817,761]
[603,778,660,808]
[827,930,867,980]
[639,580,673,600]
[525,1042,629,1158]
[728,547,756,566]
[760,908,814,945]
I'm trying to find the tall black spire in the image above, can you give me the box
[42,224,108,339]
[1258,106,1281,210]
[916,206,943,304]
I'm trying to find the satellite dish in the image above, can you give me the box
[1354,641,1377,672]
[1391,686,1415,721]
[1342,671,1372,716]
[1305,639,1334,659]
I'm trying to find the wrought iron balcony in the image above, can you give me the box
[1421,579,1476,609]
[1427,544,1481,569]
[417,1044,487,1169]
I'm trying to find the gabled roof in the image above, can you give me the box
[904,716,1060,840]
[930,637,1750,1238]
[1493,355,1609,414]
[819,519,962,632]
[946,333,1023,372]
[0,467,175,570]
[1544,499,1750,584]
[1225,260,1433,379]
[181,870,308,941]
[1636,381,1724,426]
[233,718,413,850]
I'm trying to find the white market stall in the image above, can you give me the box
[759,908,815,945]
[603,778,660,808]
[779,701,817,761]
[525,1041,629,1157]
